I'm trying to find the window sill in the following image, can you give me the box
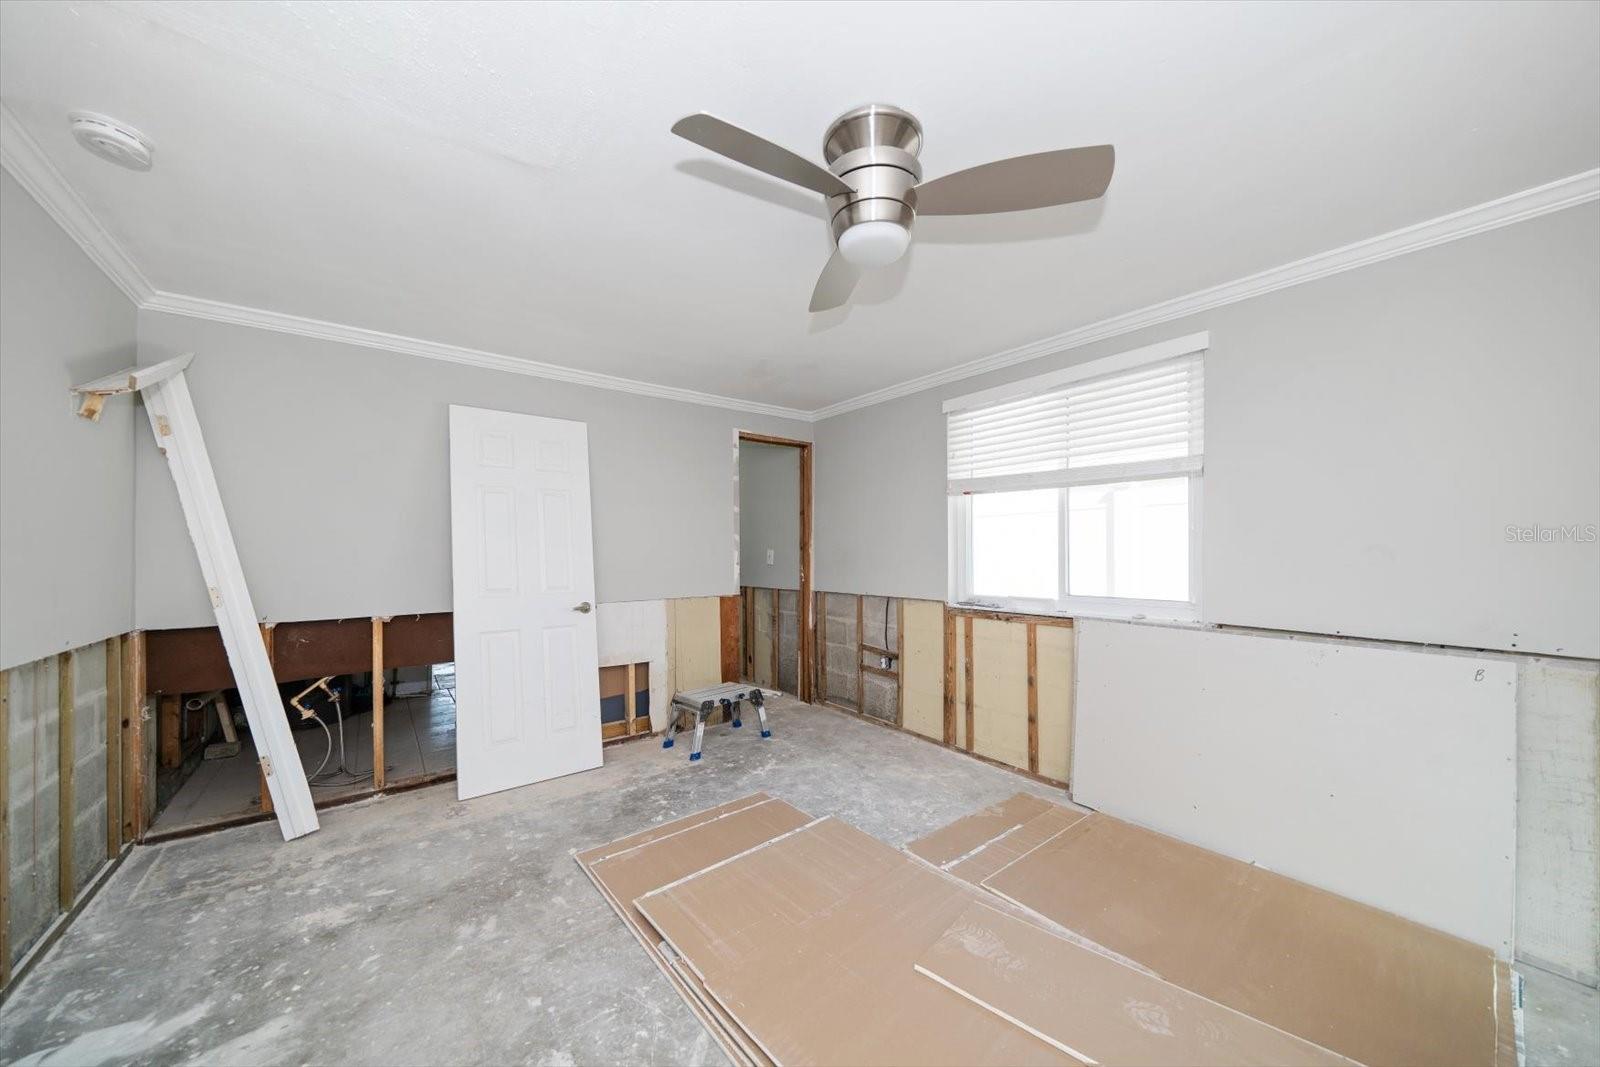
[955,596,1199,625]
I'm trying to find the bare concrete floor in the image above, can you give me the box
[1,698,1594,1066]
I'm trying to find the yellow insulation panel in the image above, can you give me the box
[899,599,945,741]
[668,596,722,696]
[1035,624,1074,783]
[970,618,1030,771]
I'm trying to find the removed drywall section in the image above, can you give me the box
[132,312,811,631]
[776,590,799,695]
[595,600,669,735]
[812,203,1600,658]
[970,619,1028,771]
[666,598,720,711]
[64,649,108,902]
[737,441,800,590]
[5,655,60,972]
[1073,619,1517,954]
[0,171,137,670]
[899,600,945,741]
[1516,659,1600,984]
[822,593,859,709]
[859,596,898,724]
[1033,624,1073,784]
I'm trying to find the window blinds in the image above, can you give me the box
[947,351,1204,494]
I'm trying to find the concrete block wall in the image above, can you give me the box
[6,655,60,972]
[68,648,109,901]
[860,596,899,724]
[823,593,859,709]
[777,591,799,696]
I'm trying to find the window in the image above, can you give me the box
[947,333,1205,619]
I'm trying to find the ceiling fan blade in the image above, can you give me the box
[913,145,1115,216]
[672,113,853,199]
[809,248,860,312]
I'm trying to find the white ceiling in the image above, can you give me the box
[2,1,1597,412]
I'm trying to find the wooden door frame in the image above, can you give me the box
[736,432,814,703]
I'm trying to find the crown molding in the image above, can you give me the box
[5,94,1594,427]
[140,290,815,421]
[0,103,155,304]
[811,168,1600,420]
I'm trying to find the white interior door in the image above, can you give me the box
[450,405,602,800]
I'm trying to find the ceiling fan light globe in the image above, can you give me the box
[837,220,910,268]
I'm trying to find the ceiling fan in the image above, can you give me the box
[671,104,1114,312]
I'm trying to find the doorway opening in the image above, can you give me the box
[735,432,813,702]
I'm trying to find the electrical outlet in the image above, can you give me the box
[766,548,775,565]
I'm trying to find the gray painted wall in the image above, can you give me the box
[133,312,811,629]
[0,171,137,670]
[814,204,1600,658]
[738,440,800,590]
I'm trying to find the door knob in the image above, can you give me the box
[574,601,593,614]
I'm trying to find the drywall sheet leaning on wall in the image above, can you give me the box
[1515,658,1600,984]
[913,900,1353,1067]
[636,818,1074,1067]
[899,600,945,741]
[979,809,1514,1067]
[575,793,810,1067]
[1073,620,1516,954]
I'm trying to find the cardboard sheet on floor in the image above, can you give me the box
[915,899,1355,1066]
[979,807,1513,1067]
[903,792,1056,868]
[636,816,1080,1067]
[575,793,811,1067]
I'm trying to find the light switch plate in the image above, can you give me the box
[766,548,775,565]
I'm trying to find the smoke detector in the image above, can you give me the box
[68,111,153,171]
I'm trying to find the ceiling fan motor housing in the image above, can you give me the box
[822,104,922,246]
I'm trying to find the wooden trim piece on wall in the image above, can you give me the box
[1026,623,1039,775]
[372,618,386,792]
[949,606,1074,628]
[58,651,75,910]
[963,616,975,753]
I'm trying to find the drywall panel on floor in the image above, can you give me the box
[596,600,668,734]
[0,172,137,670]
[970,619,1028,772]
[899,600,945,741]
[1034,625,1073,784]
[1516,659,1600,983]
[1073,620,1517,954]
[667,597,721,706]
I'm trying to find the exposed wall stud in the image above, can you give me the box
[895,598,905,728]
[104,637,122,858]
[158,694,182,771]
[770,589,780,690]
[1,667,10,986]
[122,631,145,843]
[963,616,975,752]
[1027,622,1039,775]
[856,594,865,713]
[58,651,75,910]
[371,618,386,792]
[942,605,956,745]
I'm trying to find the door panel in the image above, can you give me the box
[451,406,602,800]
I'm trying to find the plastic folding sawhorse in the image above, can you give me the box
[663,682,771,761]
